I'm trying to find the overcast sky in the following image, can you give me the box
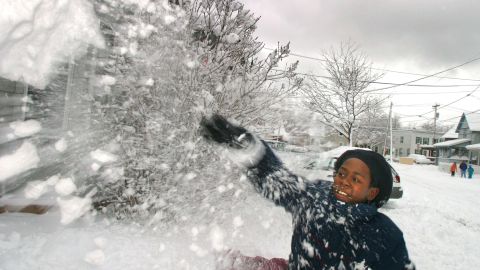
[241,0,480,128]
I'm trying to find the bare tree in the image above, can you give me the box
[188,0,303,125]
[301,42,384,146]
[355,105,389,148]
[418,121,450,133]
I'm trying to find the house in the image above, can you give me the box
[439,126,458,142]
[288,132,314,146]
[375,128,438,158]
[434,113,480,166]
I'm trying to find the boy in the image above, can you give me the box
[201,115,414,270]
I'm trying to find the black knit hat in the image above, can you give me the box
[334,149,393,208]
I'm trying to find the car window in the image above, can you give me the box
[328,158,337,170]
[318,158,331,170]
[389,165,398,176]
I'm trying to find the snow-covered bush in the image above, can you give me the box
[85,0,302,223]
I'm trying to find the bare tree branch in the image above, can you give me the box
[301,41,384,146]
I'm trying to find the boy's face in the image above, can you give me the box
[333,158,380,204]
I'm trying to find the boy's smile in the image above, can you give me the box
[333,158,379,204]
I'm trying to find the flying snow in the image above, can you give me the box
[91,163,101,172]
[54,177,77,196]
[24,180,49,199]
[84,249,106,266]
[209,225,226,251]
[54,138,68,152]
[0,0,104,88]
[145,78,155,86]
[233,216,244,227]
[9,120,42,138]
[225,33,240,44]
[94,237,108,248]
[57,196,92,225]
[90,149,118,163]
[0,141,39,182]
[164,15,176,25]
[99,75,117,86]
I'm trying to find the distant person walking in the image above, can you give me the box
[467,165,474,179]
[450,162,458,177]
[459,161,468,178]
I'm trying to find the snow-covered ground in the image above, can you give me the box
[384,163,480,270]
[1,153,480,270]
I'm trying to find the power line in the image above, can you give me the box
[364,57,480,93]
[264,47,480,82]
[398,106,480,124]
[379,83,480,120]
[436,108,480,124]
[441,106,471,112]
[272,68,480,90]
[410,84,480,117]
[269,49,480,124]
[470,94,480,100]
[394,103,449,107]
[370,82,479,87]
[369,90,474,95]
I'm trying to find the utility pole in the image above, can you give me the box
[383,102,393,160]
[389,102,393,162]
[432,104,439,142]
[432,104,440,164]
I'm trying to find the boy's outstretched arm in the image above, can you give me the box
[378,238,416,270]
[200,114,311,213]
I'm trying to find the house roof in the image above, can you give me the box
[466,143,480,151]
[456,113,480,132]
[419,144,434,149]
[441,126,458,139]
[433,138,471,147]
[392,128,434,134]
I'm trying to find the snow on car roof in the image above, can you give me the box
[319,146,371,159]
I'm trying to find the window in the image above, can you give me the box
[433,138,439,144]
[416,137,422,144]
[407,148,410,155]
[423,137,429,145]
[400,136,404,143]
[399,148,403,156]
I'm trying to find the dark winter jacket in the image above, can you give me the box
[247,142,414,270]
[460,162,468,171]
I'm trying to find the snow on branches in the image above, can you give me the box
[301,41,385,146]
[86,0,302,222]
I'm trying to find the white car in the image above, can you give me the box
[407,154,434,164]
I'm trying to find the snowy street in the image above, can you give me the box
[281,152,480,269]
[1,158,479,270]
[382,163,480,269]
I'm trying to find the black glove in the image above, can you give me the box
[200,114,254,149]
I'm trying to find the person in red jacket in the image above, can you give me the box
[450,162,458,177]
